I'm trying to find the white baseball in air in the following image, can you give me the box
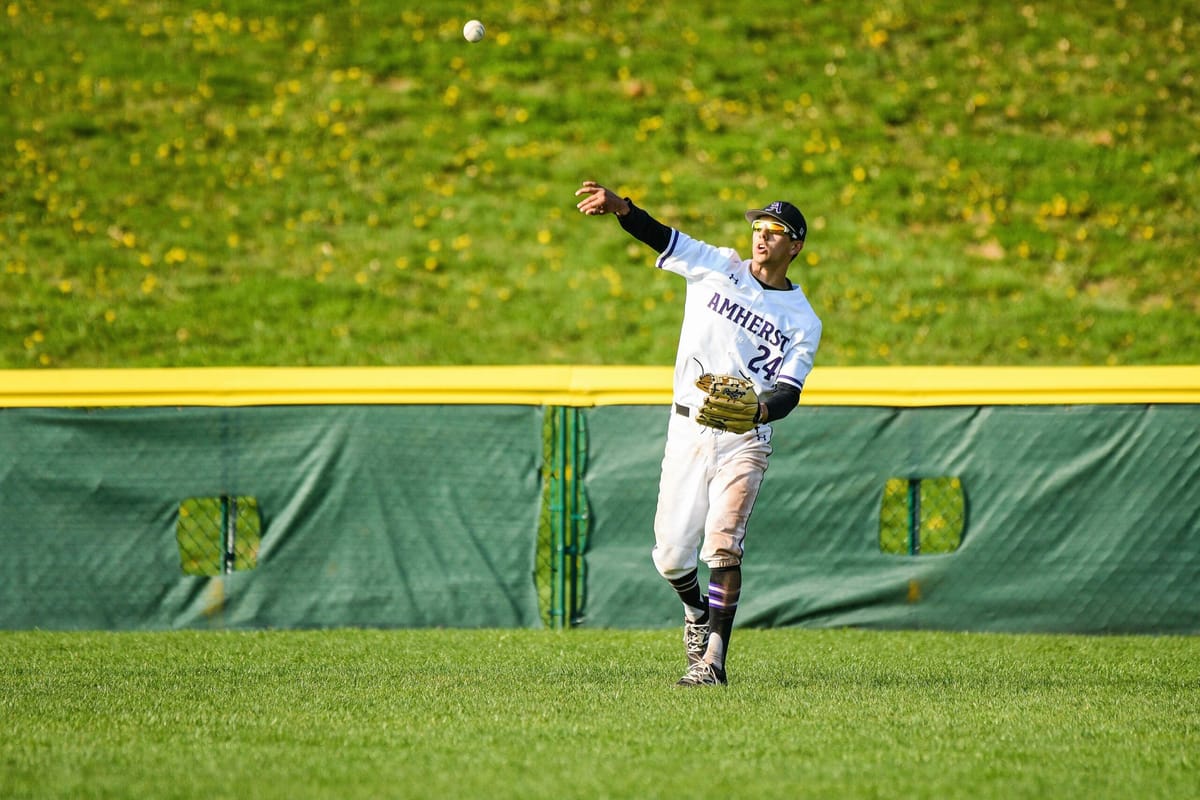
[463,20,485,43]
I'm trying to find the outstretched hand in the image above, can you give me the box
[575,181,628,217]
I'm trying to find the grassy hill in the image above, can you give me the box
[2,1,1197,368]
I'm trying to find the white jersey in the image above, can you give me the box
[656,229,822,410]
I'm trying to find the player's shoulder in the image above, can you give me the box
[779,284,822,326]
[697,236,741,266]
[659,230,741,273]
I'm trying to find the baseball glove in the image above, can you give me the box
[694,373,760,434]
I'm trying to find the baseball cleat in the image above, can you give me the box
[676,660,727,687]
[683,618,710,668]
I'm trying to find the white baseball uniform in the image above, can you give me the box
[650,229,822,579]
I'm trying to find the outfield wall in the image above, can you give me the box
[1,366,1197,633]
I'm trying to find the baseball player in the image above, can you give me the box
[575,180,822,686]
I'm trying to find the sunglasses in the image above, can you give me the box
[751,219,797,239]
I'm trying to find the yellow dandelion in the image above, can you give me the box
[57,280,72,294]
[537,230,552,245]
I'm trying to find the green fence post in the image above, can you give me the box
[549,407,567,629]
[546,406,588,629]
[567,407,587,626]
[220,496,237,574]
[907,478,921,556]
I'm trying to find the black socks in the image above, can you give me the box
[704,566,742,669]
[668,569,708,623]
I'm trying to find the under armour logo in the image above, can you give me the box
[728,273,739,285]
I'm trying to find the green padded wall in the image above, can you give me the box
[581,404,1199,634]
[3,395,1197,634]
[0,405,543,630]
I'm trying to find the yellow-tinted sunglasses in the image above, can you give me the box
[751,219,797,239]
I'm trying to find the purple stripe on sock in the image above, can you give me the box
[708,584,735,610]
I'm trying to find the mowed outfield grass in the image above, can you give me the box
[3,628,1197,800]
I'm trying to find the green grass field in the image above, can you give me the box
[2,1,1197,368]
[3,629,1197,800]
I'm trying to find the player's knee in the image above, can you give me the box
[652,545,697,579]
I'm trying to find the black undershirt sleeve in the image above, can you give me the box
[616,199,673,253]
[761,381,801,423]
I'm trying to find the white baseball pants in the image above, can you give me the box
[651,406,773,578]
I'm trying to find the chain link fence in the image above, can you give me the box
[879,477,966,556]
[176,496,262,575]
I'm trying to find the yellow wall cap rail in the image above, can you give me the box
[1,365,1198,408]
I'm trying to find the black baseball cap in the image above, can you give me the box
[745,201,807,241]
